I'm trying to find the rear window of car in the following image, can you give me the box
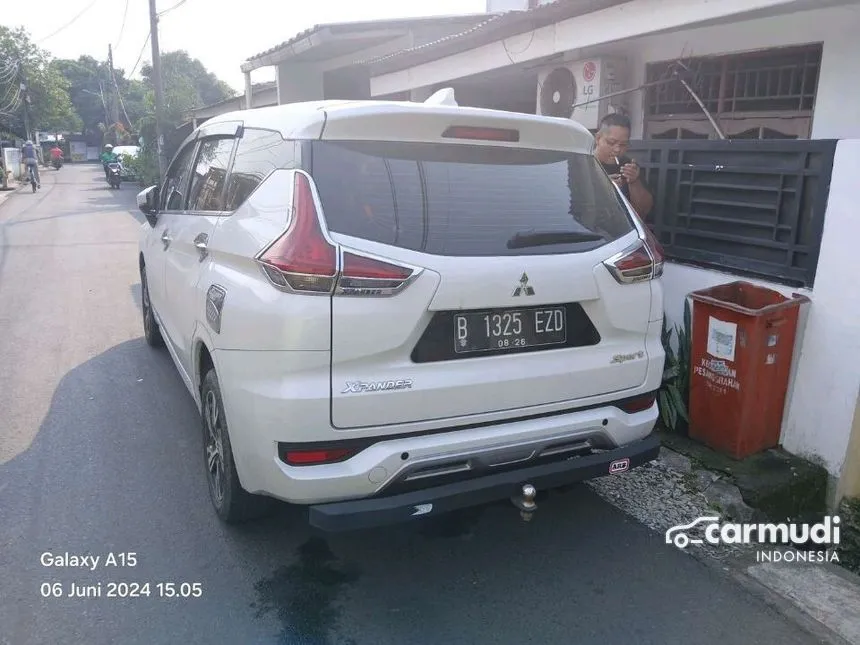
[310,140,634,256]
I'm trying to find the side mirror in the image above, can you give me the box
[137,185,159,226]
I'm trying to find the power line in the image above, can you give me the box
[114,0,131,50]
[37,0,101,44]
[157,0,188,16]
[0,59,18,78]
[108,45,133,128]
[129,31,152,77]
[0,88,22,116]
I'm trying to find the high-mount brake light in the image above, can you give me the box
[441,126,520,142]
[258,172,418,296]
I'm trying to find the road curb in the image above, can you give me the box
[677,543,856,645]
[655,444,860,644]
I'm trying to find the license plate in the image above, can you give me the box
[454,307,567,354]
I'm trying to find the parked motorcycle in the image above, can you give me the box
[107,162,122,189]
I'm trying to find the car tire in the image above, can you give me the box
[140,264,164,348]
[200,369,273,523]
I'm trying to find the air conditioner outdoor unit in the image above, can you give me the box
[535,57,629,130]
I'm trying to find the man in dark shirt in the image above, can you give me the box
[593,113,653,218]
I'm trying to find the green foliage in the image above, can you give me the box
[837,497,860,575]
[658,299,692,433]
[121,147,159,187]
[140,51,235,129]
[0,26,81,136]
[52,56,148,142]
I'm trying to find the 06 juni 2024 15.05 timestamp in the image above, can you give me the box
[41,581,203,600]
[39,551,202,600]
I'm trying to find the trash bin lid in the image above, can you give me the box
[689,281,809,316]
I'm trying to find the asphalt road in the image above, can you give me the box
[0,164,826,645]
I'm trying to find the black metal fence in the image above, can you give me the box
[627,139,837,288]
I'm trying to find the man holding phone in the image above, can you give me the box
[593,113,654,218]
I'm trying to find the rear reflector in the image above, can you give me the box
[442,126,520,142]
[282,448,355,466]
[618,393,656,414]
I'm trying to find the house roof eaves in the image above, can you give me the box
[183,82,278,118]
[365,0,629,74]
[241,13,492,72]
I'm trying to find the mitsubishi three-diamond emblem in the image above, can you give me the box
[512,272,535,297]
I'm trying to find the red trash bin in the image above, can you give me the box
[687,281,809,459]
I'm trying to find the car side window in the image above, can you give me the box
[187,137,236,212]
[161,143,197,211]
[224,129,297,211]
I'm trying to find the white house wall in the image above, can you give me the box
[622,3,860,139]
[277,64,324,104]
[779,140,860,477]
[659,141,860,479]
[370,0,804,96]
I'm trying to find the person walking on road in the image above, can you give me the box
[22,140,41,189]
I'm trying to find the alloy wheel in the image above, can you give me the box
[204,390,226,506]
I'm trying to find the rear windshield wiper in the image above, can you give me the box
[506,230,605,249]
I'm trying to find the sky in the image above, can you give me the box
[4,0,487,90]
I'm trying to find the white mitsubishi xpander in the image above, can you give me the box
[136,94,665,530]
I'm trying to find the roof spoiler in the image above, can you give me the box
[423,88,458,107]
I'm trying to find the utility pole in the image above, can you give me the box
[107,44,121,135]
[20,63,31,142]
[148,0,167,178]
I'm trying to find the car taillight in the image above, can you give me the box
[604,215,665,285]
[337,252,415,296]
[258,172,338,293]
[282,447,355,466]
[618,393,656,414]
[257,172,417,296]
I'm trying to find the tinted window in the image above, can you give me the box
[161,142,197,211]
[187,137,235,211]
[311,141,633,256]
[225,129,297,211]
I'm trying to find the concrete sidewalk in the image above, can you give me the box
[588,446,860,644]
[0,187,20,209]
[0,176,38,208]
[737,558,860,645]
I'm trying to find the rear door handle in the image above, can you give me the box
[161,230,172,250]
[194,232,209,262]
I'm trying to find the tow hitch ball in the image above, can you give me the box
[511,484,537,521]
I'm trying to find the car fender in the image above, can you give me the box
[192,323,220,401]
[192,323,257,490]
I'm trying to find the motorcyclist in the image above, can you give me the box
[100,144,118,180]
[50,144,64,166]
[22,140,40,188]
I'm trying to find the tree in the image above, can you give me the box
[140,50,235,127]
[131,50,235,184]
[53,56,148,142]
[0,26,81,137]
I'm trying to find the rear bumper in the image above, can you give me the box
[308,433,660,532]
